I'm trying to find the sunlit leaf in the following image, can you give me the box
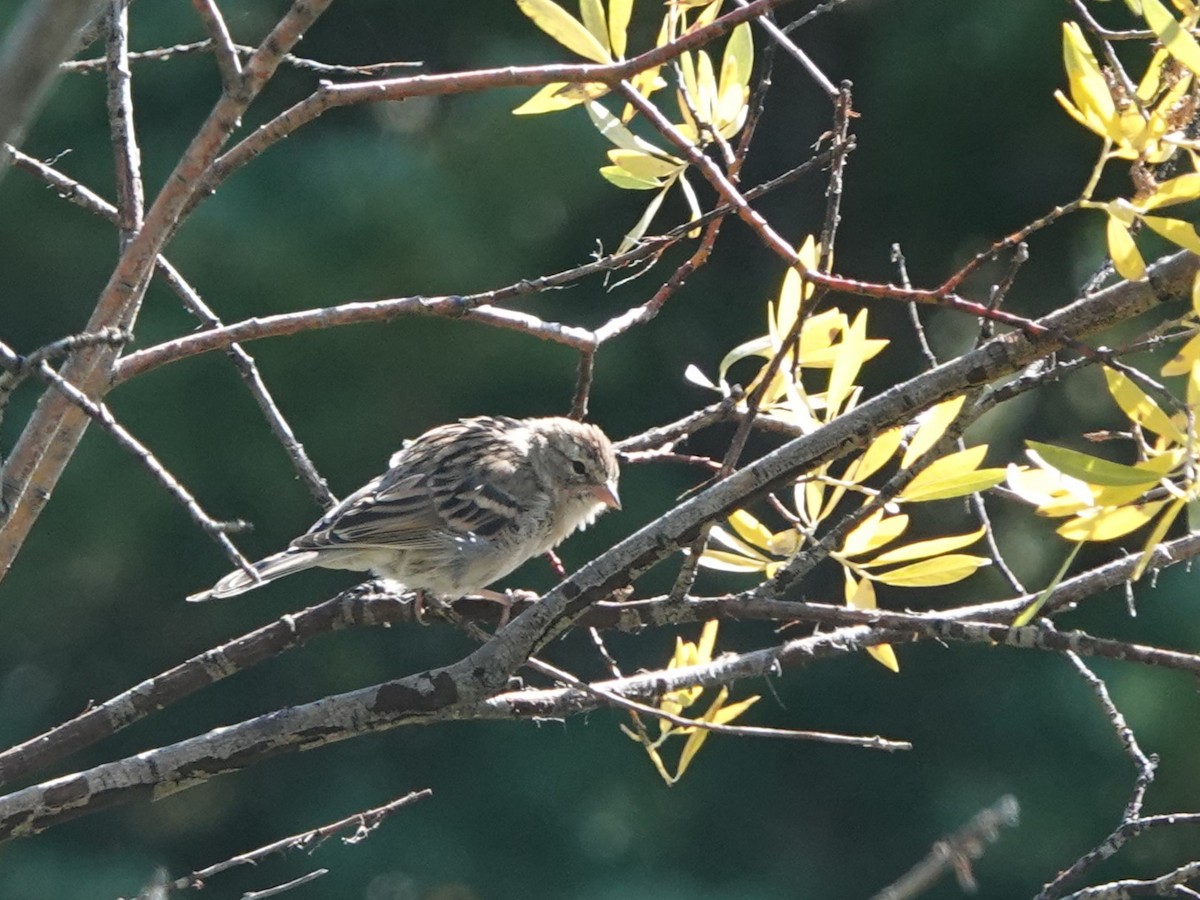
[846,427,903,483]
[841,510,909,558]
[1103,367,1187,443]
[1141,0,1200,75]
[615,182,671,254]
[586,100,664,154]
[1028,441,1164,487]
[863,526,987,566]
[708,524,771,560]
[826,309,869,420]
[607,149,683,180]
[1013,542,1082,626]
[873,554,991,587]
[697,549,770,573]
[1007,462,1095,515]
[516,0,613,62]
[579,0,609,51]
[898,445,1004,502]
[513,81,608,114]
[1059,23,1122,142]
[1142,214,1200,254]
[1106,213,1146,281]
[728,509,775,551]
[1056,499,1169,541]
[1142,172,1200,208]
[1133,496,1185,578]
[1162,332,1200,376]
[901,395,966,468]
[599,166,665,189]
[609,0,632,57]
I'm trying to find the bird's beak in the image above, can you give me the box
[593,480,621,510]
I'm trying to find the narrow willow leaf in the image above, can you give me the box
[901,395,966,468]
[599,166,664,190]
[513,81,607,114]
[697,549,769,573]
[676,687,726,778]
[586,100,663,154]
[863,527,987,566]
[1140,0,1200,75]
[1142,214,1200,254]
[717,334,772,388]
[1028,441,1163,487]
[708,524,771,560]
[826,309,869,420]
[579,0,609,50]
[1132,496,1185,578]
[1012,542,1083,626]
[1142,172,1200,208]
[900,467,1007,503]
[841,429,901,486]
[841,511,909,558]
[1103,367,1186,443]
[728,509,775,551]
[696,619,719,663]
[1106,214,1147,281]
[897,445,988,500]
[1061,23,1122,141]
[516,0,613,62]
[684,363,718,390]
[609,0,632,58]
[608,149,683,179]
[873,554,991,587]
[719,23,754,99]
[1056,499,1169,541]
[615,182,670,254]
[678,171,702,236]
[1007,462,1095,514]
[845,575,898,671]
[1161,331,1200,376]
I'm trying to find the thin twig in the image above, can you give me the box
[190,0,242,91]
[872,795,1020,900]
[170,790,431,892]
[105,0,143,247]
[62,40,423,76]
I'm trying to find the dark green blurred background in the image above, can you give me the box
[4,1,1200,898]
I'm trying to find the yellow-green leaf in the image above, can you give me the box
[1106,214,1146,281]
[516,0,613,62]
[609,0,632,58]
[863,526,987,566]
[901,395,966,468]
[1162,331,1200,376]
[1056,499,1169,541]
[1140,0,1200,75]
[841,511,909,558]
[846,427,902,483]
[1028,441,1164,487]
[1142,214,1200,254]
[873,554,991,587]
[697,549,769,573]
[898,445,1005,502]
[599,166,664,189]
[708,524,771,560]
[1142,172,1200,208]
[607,148,682,180]
[1133,496,1185,577]
[1103,367,1187,444]
[826,309,869,419]
[513,81,608,114]
[615,182,670,254]
[579,0,609,51]
[728,509,775,551]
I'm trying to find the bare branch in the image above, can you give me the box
[872,795,1020,900]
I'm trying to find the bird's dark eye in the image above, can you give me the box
[571,460,587,476]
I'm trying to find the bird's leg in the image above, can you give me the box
[544,549,566,579]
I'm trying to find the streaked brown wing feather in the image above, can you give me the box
[290,417,530,553]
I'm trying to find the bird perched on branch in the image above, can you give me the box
[188,416,620,604]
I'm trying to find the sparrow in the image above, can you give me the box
[188,416,620,603]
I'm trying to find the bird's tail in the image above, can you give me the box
[187,549,321,602]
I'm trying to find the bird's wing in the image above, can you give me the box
[290,417,533,552]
